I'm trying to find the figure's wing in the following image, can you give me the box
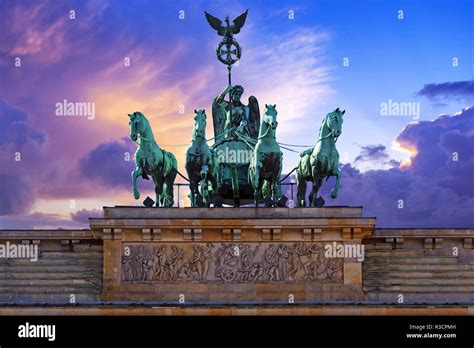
[247,95,260,140]
[212,97,227,143]
[204,11,225,36]
[232,9,248,34]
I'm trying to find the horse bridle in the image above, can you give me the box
[257,115,278,140]
[316,114,340,144]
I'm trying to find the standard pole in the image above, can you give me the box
[227,65,232,134]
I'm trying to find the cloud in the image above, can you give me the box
[239,27,334,133]
[355,144,389,163]
[417,80,474,100]
[0,212,86,229]
[353,144,399,171]
[0,100,48,215]
[78,137,136,189]
[0,99,47,150]
[395,106,474,183]
[70,208,103,223]
[0,0,108,63]
[0,174,36,215]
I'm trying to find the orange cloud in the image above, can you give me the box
[391,140,418,168]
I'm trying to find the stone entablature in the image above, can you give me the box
[90,207,373,302]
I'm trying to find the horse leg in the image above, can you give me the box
[296,171,306,208]
[201,177,210,207]
[210,174,218,207]
[165,170,176,207]
[273,155,282,206]
[271,179,277,207]
[254,163,262,207]
[154,175,164,207]
[189,177,197,207]
[310,166,323,207]
[132,166,143,200]
[331,167,342,199]
[254,176,259,208]
[255,176,264,208]
[192,177,203,207]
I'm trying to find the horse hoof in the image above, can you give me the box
[134,192,140,200]
[330,191,337,199]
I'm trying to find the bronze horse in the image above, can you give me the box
[296,108,345,207]
[128,111,177,207]
[249,104,282,207]
[185,109,218,207]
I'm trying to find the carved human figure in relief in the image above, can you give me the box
[168,246,184,281]
[199,243,214,280]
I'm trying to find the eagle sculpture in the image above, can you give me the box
[204,10,248,40]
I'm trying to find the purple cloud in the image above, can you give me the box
[0,174,36,215]
[417,80,474,100]
[0,99,47,149]
[71,208,103,223]
[396,107,474,193]
[355,144,390,163]
[0,212,86,229]
[78,137,135,189]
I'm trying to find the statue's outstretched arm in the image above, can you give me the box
[216,85,233,103]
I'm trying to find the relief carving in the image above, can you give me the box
[122,242,343,283]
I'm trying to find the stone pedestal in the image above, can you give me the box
[90,206,375,303]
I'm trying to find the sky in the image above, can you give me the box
[0,0,472,229]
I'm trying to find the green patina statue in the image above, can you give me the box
[212,84,260,141]
[249,104,283,207]
[185,109,218,207]
[128,111,177,207]
[296,108,345,207]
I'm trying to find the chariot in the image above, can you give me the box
[210,94,261,207]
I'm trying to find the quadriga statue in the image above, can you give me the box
[127,111,177,207]
[296,108,345,207]
[249,104,283,207]
[185,109,219,207]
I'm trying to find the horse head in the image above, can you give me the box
[263,104,278,130]
[127,111,146,142]
[325,107,345,139]
[193,109,207,140]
